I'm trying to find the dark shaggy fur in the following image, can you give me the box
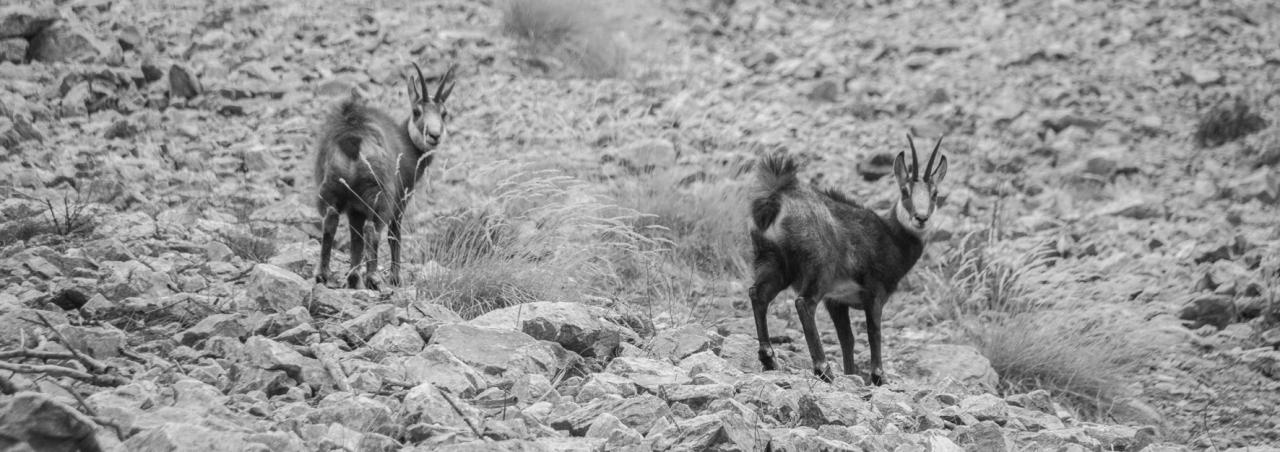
[748,148,944,385]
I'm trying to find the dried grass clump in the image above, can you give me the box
[915,231,1144,419]
[500,0,629,78]
[1195,100,1269,148]
[610,167,751,279]
[219,228,278,263]
[413,163,658,319]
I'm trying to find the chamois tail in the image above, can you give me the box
[750,153,800,231]
[323,97,376,160]
[754,153,799,195]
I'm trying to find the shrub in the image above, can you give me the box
[500,0,629,78]
[1195,100,1269,148]
[412,163,658,319]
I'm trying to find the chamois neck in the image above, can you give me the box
[883,201,926,249]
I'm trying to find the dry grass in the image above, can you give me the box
[219,228,278,263]
[609,167,752,280]
[915,229,1144,419]
[500,0,629,78]
[412,163,660,319]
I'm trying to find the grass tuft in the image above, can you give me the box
[609,167,751,279]
[917,230,1143,419]
[500,0,629,78]
[412,163,659,319]
[219,228,278,263]
[1195,100,1269,148]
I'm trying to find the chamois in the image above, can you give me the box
[313,63,457,290]
[748,136,948,385]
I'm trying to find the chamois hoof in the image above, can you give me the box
[869,371,885,386]
[346,272,364,290]
[387,272,400,287]
[758,349,779,370]
[314,271,331,285]
[814,363,835,383]
[364,274,383,291]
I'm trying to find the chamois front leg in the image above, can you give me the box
[749,264,787,371]
[346,213,367,289]
[316,207,341,285]
[363,220,384,291]
[864,286,888,386]
[795,296,834,382]
[387,217,402,287]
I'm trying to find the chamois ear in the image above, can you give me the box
[404,70,420,102]
[435,64,457,103]
[892,152,910,189]
[931,155,948,184]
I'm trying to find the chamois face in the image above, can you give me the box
[893,136,948,234]
[405,63,456,151]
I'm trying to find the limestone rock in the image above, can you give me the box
[245,264,310,313]
[469,301,638,358]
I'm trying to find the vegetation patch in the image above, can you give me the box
[500,0,630,78]
[1195,100,1269,148]
[413,163,659,319]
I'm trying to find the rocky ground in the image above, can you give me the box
[2,0,1280,450]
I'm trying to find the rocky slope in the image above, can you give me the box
[2,0,1279,450]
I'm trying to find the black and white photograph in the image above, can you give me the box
[0,0,1277,450]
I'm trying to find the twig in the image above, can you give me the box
[0,349,81,361]
[0,361,128,387]
[35,313,110,374]
[434,384,484,439]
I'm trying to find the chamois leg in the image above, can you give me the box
[825,302,858,377]
[346,213,367,289]
[795,295,833,382]
[822,279,864,377]
[387,217,402,287]
[316,207,341,285]
[749,263,787,371]
[864,286,888,385]
[363,219,384,291]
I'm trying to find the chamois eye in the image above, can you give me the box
[412,108,421,118]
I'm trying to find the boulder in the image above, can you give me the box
[121,422,249,451]
[647,324,721,361]
[174,313,253,346]
[0,4,58,39]
[367,323,425,355]
[605,356,691,392]
[399,345,486,397]
[901,344,999,390]
[169,63,202,99]
[28,21,113,63]
[245,264,310,313]
[0,392,102,451]
[341,304,399,342]
[1177,295,1236,329]
[428,323,574,380]
[648,412,765,451]
[469,301,638,358]
[550,394,669,436]
[798,391,874,427]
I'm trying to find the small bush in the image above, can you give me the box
[501,0,629,78]
[413,163,658,319]
[1195,100,1269,148]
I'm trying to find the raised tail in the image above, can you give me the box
[323,97,375,160]
[750,153,800,231]
[754,153,799,195]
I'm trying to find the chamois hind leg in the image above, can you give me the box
[749,262,787,371]
[316,207,341,285]
[863,285,888,386]
[363,219,384,291]
[387,216,402,287]
[346,212,367,289]
[795,292,834,382]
